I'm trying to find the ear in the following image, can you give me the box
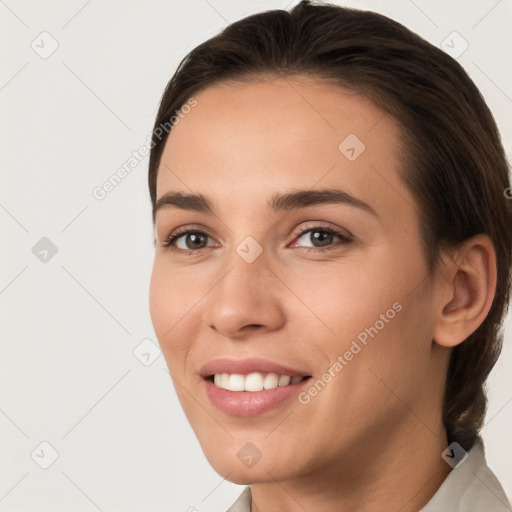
[433,234,497,348]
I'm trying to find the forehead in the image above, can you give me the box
[155,76,413,221]
[164,76,390,148]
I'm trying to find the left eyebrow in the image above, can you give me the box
[153,188,379,221]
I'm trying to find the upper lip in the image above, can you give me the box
[199,357,312,378]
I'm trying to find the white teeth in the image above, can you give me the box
[278,375,291,386]
[229,374,245,391]
[245,372,264,392]
[263,373,279,390]
[214,373,229,389]
[212,372,306,392]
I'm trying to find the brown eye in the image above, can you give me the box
[291,226,353,252]
[161,230,214,253]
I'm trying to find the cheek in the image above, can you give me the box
[148,261,170,339]
[148,260,198,368]
[331,279,435,421]
[302,245,433,376]
[286,255,400,341]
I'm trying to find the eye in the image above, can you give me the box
[160,228,216,254]
[290,225,353,252]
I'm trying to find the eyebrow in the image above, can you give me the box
[153,188,378,220]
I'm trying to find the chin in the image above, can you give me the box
[202,445,302,485]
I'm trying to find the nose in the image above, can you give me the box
[202,248,286,339]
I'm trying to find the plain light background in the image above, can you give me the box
[0,1,511,510]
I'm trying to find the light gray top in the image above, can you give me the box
[226,440,511,511]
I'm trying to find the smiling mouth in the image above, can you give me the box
[206,372,312,392]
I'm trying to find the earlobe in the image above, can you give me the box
[433,234,497,348]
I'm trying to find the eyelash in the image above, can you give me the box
[160,224,353,255]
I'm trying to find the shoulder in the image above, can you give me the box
[421,439,511,512]
[225,486,251,512]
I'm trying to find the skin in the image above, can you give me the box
[149,75,496,512]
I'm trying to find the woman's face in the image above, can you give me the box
[149,76,447,484]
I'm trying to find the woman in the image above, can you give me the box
[148,1,512,510]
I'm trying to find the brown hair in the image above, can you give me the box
[148,0,512,450]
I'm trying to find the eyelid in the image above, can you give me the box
[291,221,353,241]
[158,223,215,245]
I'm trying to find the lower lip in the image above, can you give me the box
[203,377,311,416]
